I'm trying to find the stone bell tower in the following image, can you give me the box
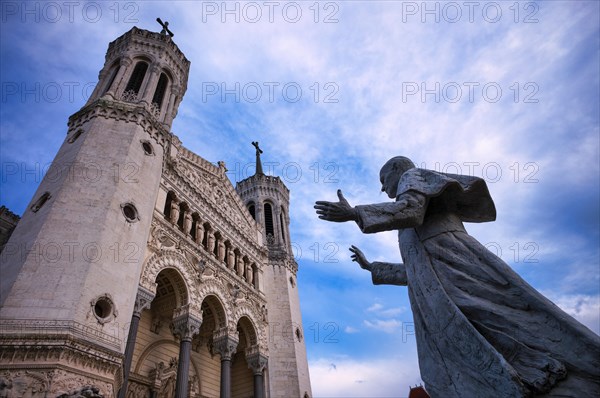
[0,24,189,396]
[236,143,312,398]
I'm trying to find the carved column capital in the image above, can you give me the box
[120,57,133,67]
[172,306,202,342]
[133,286,155,317]
[245,345,268,375]
[212,328,239,361]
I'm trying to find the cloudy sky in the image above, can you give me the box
[1,1,598,396]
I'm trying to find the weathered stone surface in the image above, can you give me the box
[316,156,600,398]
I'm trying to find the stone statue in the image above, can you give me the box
[195,222,205,245]
[207,231,216,254]
[183,211,192,235]
[169,201,179,225]
[315,156,600,397]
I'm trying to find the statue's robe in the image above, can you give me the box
[355,168,600,397]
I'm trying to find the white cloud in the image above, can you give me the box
[344,326,359,334]
[543,293,600,335]
[309,356,423,397]
[363,319,404,334]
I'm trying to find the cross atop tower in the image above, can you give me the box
[252,141,264,175]
[156,17,174,37]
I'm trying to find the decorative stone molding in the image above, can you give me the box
[139,251,198,306]
[245,345,268,375]
[121,90,139,103]
[133,286,155,317]
[67,98,172,150]
[211,328,239,361]
[171,306,202,342]
[232,303,269,351]
[91,294,118,325]
[0,369,114,398]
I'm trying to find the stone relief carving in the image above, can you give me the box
[125,381,148,398]
[0,369,113,398]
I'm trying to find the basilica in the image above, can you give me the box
[0,25,311,398]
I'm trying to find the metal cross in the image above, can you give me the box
[252,141,263,155]
[156,18,174,37]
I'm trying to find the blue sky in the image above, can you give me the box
[1,1,599,396]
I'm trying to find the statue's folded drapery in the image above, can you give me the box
[355,168,600,398]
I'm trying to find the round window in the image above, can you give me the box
[121,203,139,223]
[141,141,154,155]
[91,295,117,324]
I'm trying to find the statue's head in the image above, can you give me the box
[380,156,415,198]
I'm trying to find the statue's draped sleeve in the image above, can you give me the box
[370,262,407,286]
[355,192,427,234]
[355,168,496,233]
[397,168,496,223]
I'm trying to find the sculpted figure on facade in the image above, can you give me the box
[169,200,179,225]
[236,257,245,278]
[183,211,192,236]
[246,264,254,285]
[207,231,216,254]
[315,156,600,398]
[195,222,205,245]
[227,248,235,269]
[218,240,226,262]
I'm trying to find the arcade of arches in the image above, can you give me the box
[119,268,267,398]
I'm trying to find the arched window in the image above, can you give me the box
[280,209,286,243]
[124,61,148,95]
[163,191,176,220]
[152,73,169,109]
[101,64,120,96]
[247,203,256,220]
[264,203,274,237]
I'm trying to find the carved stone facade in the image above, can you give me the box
[0,26,310,398]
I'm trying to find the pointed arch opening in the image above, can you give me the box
[124,61,148,96]
[152,72,169,109]
[264,203,274,238]
[101,61,120,96]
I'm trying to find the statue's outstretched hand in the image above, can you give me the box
[315,190,357,222]
[349,245,371,271]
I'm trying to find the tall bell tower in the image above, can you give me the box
[236,144,313,398]
[0,24,189,396]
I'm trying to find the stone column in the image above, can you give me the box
[108,57,132,99]
[117,287,155,398]
[246,346,268,398]
[85,68,108,105]
[172,306,202,398]
[212,328,239,398]
[164,86,180,125]
[141,65,161,105]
